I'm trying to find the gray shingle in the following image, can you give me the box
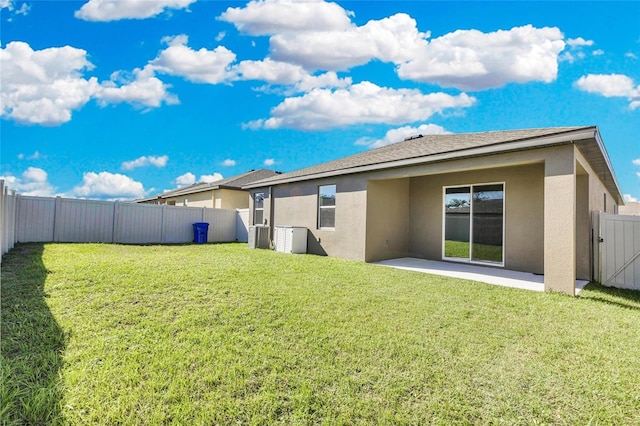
[135,169,279,201]
[247,126,590,186]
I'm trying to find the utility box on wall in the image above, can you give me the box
[274,226,307,254]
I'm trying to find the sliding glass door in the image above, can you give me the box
[444,183,504,265]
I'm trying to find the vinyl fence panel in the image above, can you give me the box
[1,180,18,257]
[236,209,249,243]
[115,203,164,244]
[4,191,243,251]
[163,206,203,243]
[205,208,237,242]
[55,198,115,242]
[16,196,56,242]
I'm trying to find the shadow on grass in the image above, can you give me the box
[579,282,640,311]
[1,243,66,425]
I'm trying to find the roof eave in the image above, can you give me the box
[593,128,625,205]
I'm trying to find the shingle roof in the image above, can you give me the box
[245,126,591,187]
[134,169,279,202]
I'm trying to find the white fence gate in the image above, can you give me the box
[594,212,640,290]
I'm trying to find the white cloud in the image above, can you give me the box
[149,38,352,92]
[567,37,594,47]
[200,173,223,183]
[215,31,226,42]
[121,155,169,170]
[222,159,236,166]
[219,0,353,35]
[397,25,566,90]
[632,158,640,166]
[75,0,196,22]
[72,171,146,199]
[1,41,176,125]
[625,52,638,60]
[150,35,236,84]
[234,58,308,85]
[624,194,638,203]
[17,151,42,160]
[233,58,351,92]
[96,65,178,108]
[561,36,597,63]
[22,166,47,182]
[174,172,195,187]
[269,13,427,71]
[575,74,640,109]
[224,3,565,92]
[0,167,55,196]
[0,41,99,125]
[264,158,275,166]
[252,81,476,130]
[1,0,29,15]
[355,124,451,149]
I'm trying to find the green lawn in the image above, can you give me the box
[2,243,640,425]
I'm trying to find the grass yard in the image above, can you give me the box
[2,243,640,425]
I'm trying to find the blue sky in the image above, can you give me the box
[1,0,639,202]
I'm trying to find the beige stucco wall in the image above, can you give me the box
[543,145,577,294]
[407,163,544,274]
[164,190,214,208]
[155,188,250,209]
[273,178,369,260]
[215,188,249,209]
[256,142,619,294]
[365,179,410,262]
[619,202,640,215]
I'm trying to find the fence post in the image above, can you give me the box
[112,201,120,243]
[160,204,166,243]
[53,196,62,242]
[0,180,5,257]
[8,190,16,251]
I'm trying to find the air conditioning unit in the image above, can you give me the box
[248,225,270,249]
[274,226,307,254]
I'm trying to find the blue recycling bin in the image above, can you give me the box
[192,222,209,244]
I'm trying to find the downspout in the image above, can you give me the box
[269,186,275,246]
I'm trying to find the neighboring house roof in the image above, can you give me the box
[134,169,280,203]
[244,126,623,204]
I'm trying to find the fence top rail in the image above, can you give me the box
[14,193,242,213]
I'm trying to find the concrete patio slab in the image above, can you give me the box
[373,258,589,294]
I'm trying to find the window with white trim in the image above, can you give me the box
[254,192,264,225]
[318,185,336,229]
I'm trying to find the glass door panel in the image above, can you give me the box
[471,184,504,264]
[444,187,471,260]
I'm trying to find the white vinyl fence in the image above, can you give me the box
[593,211,640,290]
[1,180,18,257]
[0,179,249,260]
